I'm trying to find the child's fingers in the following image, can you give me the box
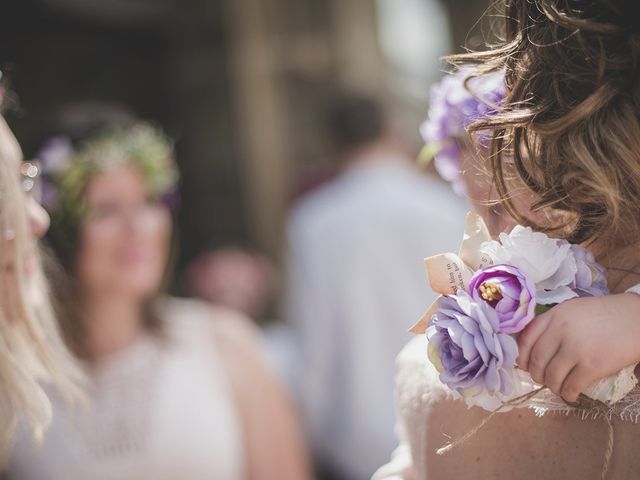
[517,310,554,371]
[527,328,562,385]
[560,365,591,403]
[543,347,575,396]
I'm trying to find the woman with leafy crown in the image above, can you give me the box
[6,108,311,480]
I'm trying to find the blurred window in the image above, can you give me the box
[375,0,451,100]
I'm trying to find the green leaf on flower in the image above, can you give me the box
[534,303,556,316]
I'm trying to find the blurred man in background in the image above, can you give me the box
[285,93,468,479]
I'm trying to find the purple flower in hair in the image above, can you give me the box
[161,185,181,212]
[420,68,505,194]
[40,181,60,211]
[37,136,74,176]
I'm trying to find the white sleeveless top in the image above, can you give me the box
[7,298,245,480]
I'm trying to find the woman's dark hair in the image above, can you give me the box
[324,92,386,157]
[42,104,173,358]
[42,104,137,271]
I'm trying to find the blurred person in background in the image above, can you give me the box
[186,247,275,320]
[285,92,468,480]
[373,67,514,480]
[186,248,299,389]
[0,82,81,460]
[6,110,311,480]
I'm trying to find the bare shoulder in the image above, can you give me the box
[207,305,264,352]
[161,296,266,362]
[201,305,274,383]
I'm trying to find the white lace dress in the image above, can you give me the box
[371,336,447,480]
[7,298,245,480]
[373,331,640,480]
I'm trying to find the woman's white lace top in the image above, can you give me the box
[373,328,640,480]
[372,335,449,480]
[7,298,245,480]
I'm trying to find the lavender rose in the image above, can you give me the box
[467,264,536,334]
[427,292,518,404]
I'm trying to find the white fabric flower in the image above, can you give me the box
[480,226,578,304]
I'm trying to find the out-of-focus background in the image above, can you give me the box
[0,1,495,479]
[1,0,491,269]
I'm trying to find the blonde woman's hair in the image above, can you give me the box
[452,0,640,247]
[0,138,82,459]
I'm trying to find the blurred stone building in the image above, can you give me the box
[0,0,491,272]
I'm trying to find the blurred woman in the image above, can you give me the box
[7,119,311,480]
[0,94,81,459]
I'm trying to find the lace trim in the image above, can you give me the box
[527,386,640,423]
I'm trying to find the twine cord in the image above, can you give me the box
[435,387,546,456]
[436,387,616,480]
[601,415,614,480]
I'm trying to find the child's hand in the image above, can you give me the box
[517,293,640,403]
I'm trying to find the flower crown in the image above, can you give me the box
[419,67,505,195]
[38,123,179,233]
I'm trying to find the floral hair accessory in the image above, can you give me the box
[412,213,634,411]
[419,68,505,195]
[38,123,179,242]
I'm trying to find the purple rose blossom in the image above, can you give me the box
[467,264,536,334]
[569,244,609,297]
[427,291,518,401]
[420,68,505,194]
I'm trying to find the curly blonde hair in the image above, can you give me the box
[452,0,640,247]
